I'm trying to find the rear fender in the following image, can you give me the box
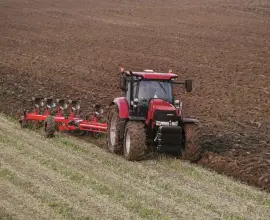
[112,97,129,119]
[109,97,129,140]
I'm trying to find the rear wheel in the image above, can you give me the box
[107,105,123,154]
[124,121,147,161]
[44,115,56,138]
[181,124,201,162]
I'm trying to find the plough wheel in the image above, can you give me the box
[181,124,201,162]
[44,115,56,138]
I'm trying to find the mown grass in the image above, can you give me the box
[0,114,270,220]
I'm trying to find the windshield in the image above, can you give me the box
[137,80,172,103]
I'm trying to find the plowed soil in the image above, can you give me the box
[0,0,269,191]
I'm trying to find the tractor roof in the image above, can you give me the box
[125,70,178,80]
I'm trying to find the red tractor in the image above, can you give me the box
[107,69,200,161]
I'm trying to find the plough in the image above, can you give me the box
[20,97,107,137]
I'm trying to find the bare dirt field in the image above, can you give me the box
[0,0,270,192]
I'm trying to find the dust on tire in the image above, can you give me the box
[124,121,147,161]
[181,124,201,162]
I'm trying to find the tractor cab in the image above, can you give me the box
[125,77,174,117]
[120,69,191,118]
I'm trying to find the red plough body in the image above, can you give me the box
[21,100,107,135]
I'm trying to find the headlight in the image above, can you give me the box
[155,121,178,126]
[171,121,178,126]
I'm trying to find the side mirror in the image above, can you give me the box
[185,79,192,92]
[120,76,127,90]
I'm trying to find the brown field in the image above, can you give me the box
[0,0,270,195]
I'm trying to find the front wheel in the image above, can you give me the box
[124,121,147,161]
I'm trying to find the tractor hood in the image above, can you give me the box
[149,99,175,111]
[146,99,178,124]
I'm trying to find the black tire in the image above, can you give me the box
[44,115,56,138]
[107,105,123,154]
[123,121,147,161]
[181,124,201,162]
